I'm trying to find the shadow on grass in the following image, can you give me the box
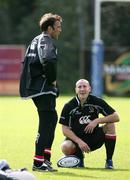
[34,167,130,179]
[77,167,130,172]
[40,171,103,179]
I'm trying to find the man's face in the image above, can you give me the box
[75,80,91,101]
[51,20,62,39]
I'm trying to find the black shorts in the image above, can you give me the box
[67,127,105,153]
[79,127,105,151]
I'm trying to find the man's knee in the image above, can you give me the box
[103,123,116,134]
[61,140,76,155]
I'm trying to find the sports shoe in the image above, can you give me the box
[32,160,57,172]
[105,159,114,169]
[0,160,10,171]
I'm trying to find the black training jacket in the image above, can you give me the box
[19,33,58,99]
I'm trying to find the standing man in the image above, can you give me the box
[58,79,119,169]
[19,13,62,172]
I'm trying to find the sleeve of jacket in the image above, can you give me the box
[43,59,57,84]
[38,40,57,84]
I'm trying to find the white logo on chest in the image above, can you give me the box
[79,115,91,124]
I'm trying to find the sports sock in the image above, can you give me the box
[33,155,44,167]
[44,148,51,162]
[105,134,116,160]
[74,144,84,159]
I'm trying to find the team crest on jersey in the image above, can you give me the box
[89,106,95,113]
[79,115,91,124]
[75,110,82,115]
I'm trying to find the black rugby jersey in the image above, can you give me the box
[59,94,115,137]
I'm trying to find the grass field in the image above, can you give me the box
[0,96,130,180]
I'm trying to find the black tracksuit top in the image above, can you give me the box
[19,33,58,99]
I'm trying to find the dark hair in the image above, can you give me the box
[39,13,62,32]
[40,18,55,31]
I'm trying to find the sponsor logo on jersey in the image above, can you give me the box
[89,106,95,113]
[79,115,91,124]
[75,110,82,115]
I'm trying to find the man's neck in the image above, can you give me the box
[80,99,86,106]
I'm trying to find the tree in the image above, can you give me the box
[102,2,130,46]
[0,0,130,93]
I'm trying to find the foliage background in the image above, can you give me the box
[0,0,130,93]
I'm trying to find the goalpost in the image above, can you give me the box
[91,0,130,97]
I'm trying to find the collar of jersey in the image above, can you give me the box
[76,95,90,107]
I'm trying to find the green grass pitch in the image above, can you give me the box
[0,96,130,180]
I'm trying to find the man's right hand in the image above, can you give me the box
[52,81,56,86]
[77,139,90,153]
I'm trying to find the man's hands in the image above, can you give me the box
[84,119,98,134]
[77,119,99,153]
[52,81,56,86]
[77,139,90,153]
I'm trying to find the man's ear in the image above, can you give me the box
[89,85,91,92]
[75,87,77,94]
[48,26,53,33]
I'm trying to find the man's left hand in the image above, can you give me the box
[84,120,98,133]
